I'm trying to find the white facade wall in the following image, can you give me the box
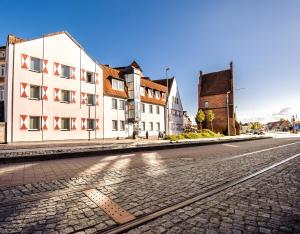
[167,79,184,135]
[103,95,129,138]
[5,33,103,142]
[140,102,165,137]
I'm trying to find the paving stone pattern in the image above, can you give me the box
[126,156,300,234]
[0,138,299,233]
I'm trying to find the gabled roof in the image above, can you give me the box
[102,65,128,99]
[7,31,84,50]
[153,77,174,93]
[141,77,167,93]
[200,69,232,96]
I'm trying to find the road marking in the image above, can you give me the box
[222,144,239,148]
[83,189,135,224]
[103,152,300,234]
[222,141,300,161]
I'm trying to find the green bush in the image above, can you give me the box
[165,129,223,141]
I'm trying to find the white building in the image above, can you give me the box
[154,77,184,135]
[3,32,103,142]
[102,61,167,139]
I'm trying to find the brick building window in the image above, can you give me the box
[204,101,209,108]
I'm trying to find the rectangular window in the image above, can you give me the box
[149,105,153,114]
[148,89,153,98]
[141,103,145,113]
[61,118,70,130]
[0,86,4,101]
[149,122,153,131]
[156,106,160,114]
[112,79,124,91]
[140,87,145,96]
[30,85,41,100]
[120,120,125,131]
[61,65,71,78]
[204,101,209,108]
[29,116,40,130]
[118,80,124,90]
[86,71,95,83]
[162,93,166,100]
[30,57,42,73]
[155,91,160,99]
[156,122,160,131]
[141,122,145,131]
[87,119,95,130]
[87,94,95,105]
[112,120,118,131]
[0,64,5,76]
[119,100,125,110]
[61,90,71,103]
[112,98,118,109]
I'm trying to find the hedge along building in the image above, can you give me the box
[102,61,167,139]
[4,32,103,142]
[198,62,238,135]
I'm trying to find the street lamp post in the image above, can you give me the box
[165,67,170,135]
[227,91,231,136]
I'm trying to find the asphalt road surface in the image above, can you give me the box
[0,137,299,233]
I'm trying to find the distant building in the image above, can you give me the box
[198,62,238,135]
[0,46,5,121]
[183,111,192,132]
[266,120,292,132]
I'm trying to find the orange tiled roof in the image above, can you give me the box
[141,96,166,106]
[141,78,167,92]
[102,65,128,99]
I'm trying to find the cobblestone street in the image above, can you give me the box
[0,138,299,233]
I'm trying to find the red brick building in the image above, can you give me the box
[198,62,238,135]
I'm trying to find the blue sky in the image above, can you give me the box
[1,0,299,123]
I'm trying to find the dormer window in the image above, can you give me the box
[148,89,153,98]
[155,91,161,99]
[112,78,124,91]
[140,87,145,96]
[162,93,166,100]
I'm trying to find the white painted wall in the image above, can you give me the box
[140,102,165,137]
[103,95,129,139]
[167,78,184,135]
[5,33,103,142]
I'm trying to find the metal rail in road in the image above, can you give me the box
[97,152,300,234]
